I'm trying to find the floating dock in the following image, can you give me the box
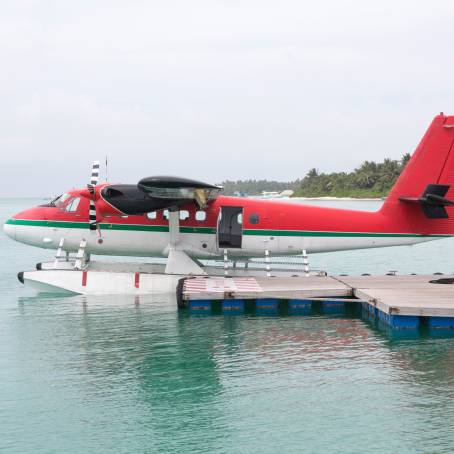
[338,275,454,330]
[182,275,351,300]
[180,274,454,331]
[20,259,454,333]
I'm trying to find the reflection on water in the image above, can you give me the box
[3,295,454,453]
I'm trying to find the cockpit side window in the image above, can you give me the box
[65,198,80,213]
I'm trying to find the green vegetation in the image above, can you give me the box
[219,179,301,196]
[293,154,411,198]
[219,154,411,198]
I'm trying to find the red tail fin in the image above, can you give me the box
[381,114,454,234]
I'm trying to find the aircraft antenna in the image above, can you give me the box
[105,155,108,182]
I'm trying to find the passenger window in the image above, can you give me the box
[237,213,243,224]
[249,213,259,224]
[180,210,190,220]
[196,211,206,221]
[163,210,169,220]
[147,212,157,220]
[65,198,80,213]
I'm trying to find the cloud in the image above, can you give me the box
[1,0,454,196]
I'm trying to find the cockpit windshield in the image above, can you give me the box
[53,193,72,209]
[39,193,71,208]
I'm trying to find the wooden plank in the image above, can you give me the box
[336,275,454,290]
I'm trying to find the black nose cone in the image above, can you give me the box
[17,272,24,284]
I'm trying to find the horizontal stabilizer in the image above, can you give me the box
[399,184,454,219]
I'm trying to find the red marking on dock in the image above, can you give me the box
[135,272,140,289]
[184,277,261,295]
[184,278,208,292]
[82,271,88,287]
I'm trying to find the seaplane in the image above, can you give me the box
[4,113,454,295]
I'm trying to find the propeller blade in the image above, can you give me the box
[89,200,97,230]
[90,161,100,186]
[88,161,100,231]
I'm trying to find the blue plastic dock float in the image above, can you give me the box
[288,299,312,315]
[289,299,312,308]
[427,317,454,330]
[379,311,420,330]
[189,300,212,312]
[362,308,376,324]
[222,299,245,314]
[321,300,346,315]
[377,322,421,339]
[256,298,279,314]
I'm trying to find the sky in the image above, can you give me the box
[1,0,454,196]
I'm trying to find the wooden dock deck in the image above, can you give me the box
[182,275,352,301]
[181,274,454,331]
[336,275,454,317]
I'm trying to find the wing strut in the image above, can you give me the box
[164,210,207,275]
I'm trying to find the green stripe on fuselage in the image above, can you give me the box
[5,219,449,238]
[6,219,90,229]
[243,229,448,238]
[5,219,215,234]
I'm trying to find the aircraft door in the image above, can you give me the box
[217,206,243,249]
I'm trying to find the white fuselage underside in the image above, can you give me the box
[6,223,437,258]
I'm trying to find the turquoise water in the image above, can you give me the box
[3,198,454,453]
